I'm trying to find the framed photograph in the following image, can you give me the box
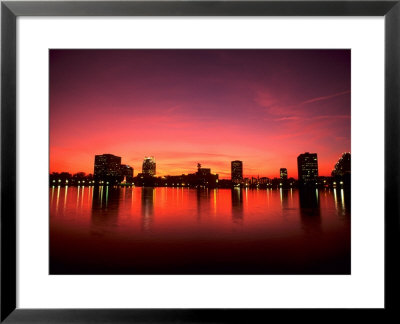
[1,0,399,322]
[49,48,351,276]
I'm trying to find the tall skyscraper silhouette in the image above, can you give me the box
[231,160,243,184]
[142,156,156,176]
[280,168,288,180]
[94,154,122,180]
[297,153,318,185]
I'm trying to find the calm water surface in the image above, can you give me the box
[50,186,350,274]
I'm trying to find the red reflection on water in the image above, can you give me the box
[50,187,350,274]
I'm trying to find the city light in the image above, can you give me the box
[49,152,350,189]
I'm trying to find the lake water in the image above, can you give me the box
[50,186,350,274]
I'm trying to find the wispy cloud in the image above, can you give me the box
[273,116,302,121]
[256,89,350,121]
[312,114,350,120]
[300,90,350,105]
[273,114,350,122]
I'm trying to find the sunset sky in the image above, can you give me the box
[50,49,350,179]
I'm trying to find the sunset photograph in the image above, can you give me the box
[49,49,351,274]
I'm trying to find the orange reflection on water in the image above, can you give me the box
[50,187,350,274]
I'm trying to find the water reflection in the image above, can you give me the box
[280,188,289,209]
[51,187,351,274]
[51,186,55,205]
[63,186,68,212]
[141,187,154,232]
[299,188,321,232]
[196,188,210,221]
[91,186,120,230]
[55,185,61,213]
[343,188,351,210]
[231,187,243,223]
[333,188,351,216]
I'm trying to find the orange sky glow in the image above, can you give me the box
[50,49,351,179]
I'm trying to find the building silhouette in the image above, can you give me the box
[51,151,350,189]
[231,160,243,184]
[93,154,134,183]
[142,156,156,176]
[332,153,351,177]
[198,167,211,177]
[297,152,318,185]
[280,168,288,180]
[94,154,122,180]
[331,152,351,190]
[196,163,218,187]
[120,164,134,183]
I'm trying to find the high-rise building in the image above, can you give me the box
[94,154,122,180]
[142,156,156,176]
[231,160,243,184]
[280,168,288,180]
[120,164,134,178]
[332,152,351,177]
[297,152,318,185]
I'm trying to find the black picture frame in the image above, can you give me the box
[1,0,399,322]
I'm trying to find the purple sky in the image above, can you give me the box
[50,49,350,179]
